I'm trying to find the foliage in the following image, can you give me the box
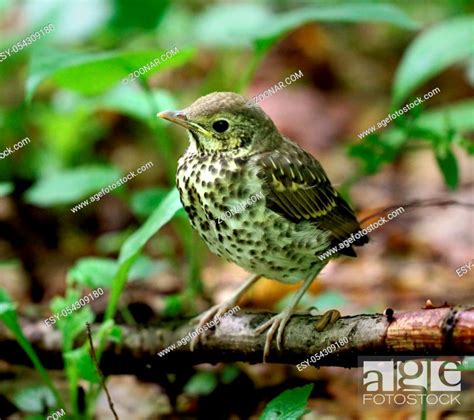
[260,384,314,420]
[0,0,472,417]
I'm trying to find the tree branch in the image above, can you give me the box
[1,306,472,374]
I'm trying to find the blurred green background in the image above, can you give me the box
[0,0,473,418]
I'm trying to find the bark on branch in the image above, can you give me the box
[0,306,473,374]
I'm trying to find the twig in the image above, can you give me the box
[1,307,472,375]
[359,198,474,225]
[86,322,119,419]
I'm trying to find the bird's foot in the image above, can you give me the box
[255,308,294,363]
[314,309,341,331]
[189,301,237,351]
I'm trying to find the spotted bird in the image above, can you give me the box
[158,92,368,361]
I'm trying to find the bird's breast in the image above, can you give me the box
[176,151,329,283]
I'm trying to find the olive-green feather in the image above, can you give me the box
[256,143,368,255]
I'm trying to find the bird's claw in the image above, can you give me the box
[189,302,236,351]
[255,310,293,362]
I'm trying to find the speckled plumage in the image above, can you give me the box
[159,92,368,360]
[174,92,366,284]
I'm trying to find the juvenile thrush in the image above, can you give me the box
[158,92,368,361]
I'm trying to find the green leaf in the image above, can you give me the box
[260,384,314,420]
[0,289,63,407]
[163,294,183,318]
[255,4,418,53]
[0,182,13,196]
[311,291,348,312]
[131,187,169,218]
[221,365,240,384]
[84,86,178,124]
[105,187,182,320]
[96,229,134,254]
[64,347,100,384]
[184,371,218,396]
[109,324,123,343]
[68,257,117,288]
[119,187,182,264]
[393,16,474,106]
[459,356,474,371]
[24,165,121,206]
[110,0,171,33]
[434,145,459,190]
[347,130,408,174]
[129,255,166,281]
[194,3,417,53]
[459,137,474,155]
[416,99,474,133]
[193,4,272,48]
[26,47,195,101]
[13,385,56,413]
[51,290,94,351]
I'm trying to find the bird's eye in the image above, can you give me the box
[212,119,229,133]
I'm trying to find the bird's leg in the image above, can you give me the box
[190,273,261,351]
[255,271,316,362]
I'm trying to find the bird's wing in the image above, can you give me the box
[254,145,368,256]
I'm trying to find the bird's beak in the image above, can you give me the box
[157,110,191,130]
[158,110,212,136]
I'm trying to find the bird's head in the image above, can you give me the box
[158,92,279,155]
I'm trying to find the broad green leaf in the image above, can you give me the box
[32,106,103,165]
[255,4,418,53]
[110,0,171,33]
[434,145,459,190]
[0,182,13,196]
[194,4,272,48]
[0,289,63,407]
[26,47,195,100]
[260,384,314,420]
[195,4,416,52]
[416,99,474,133]
[13,385,56,413]
[24,165,121,206]
[64,347,100,384]
[68,257,118,288]
[105,187,182,320]
[131,187,169,218]
[89,86,178,124]
[393,16,474,106]
[184,371,218,396]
